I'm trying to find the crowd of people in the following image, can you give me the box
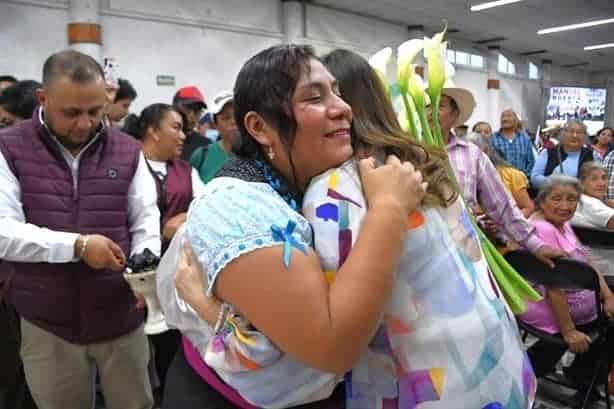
[0,44,613,409]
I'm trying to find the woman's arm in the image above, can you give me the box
[162,213,187,242]
[214,158,424,375]
[530,150,548,188]
[216,199,407,375]
[174,242,222,325]
[591,264,614,319]
[512,188,535,218]
[545,288,591,353]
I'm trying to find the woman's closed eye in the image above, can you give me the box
[305,94,322,103]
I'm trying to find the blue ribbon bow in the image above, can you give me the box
[271,221,307,267]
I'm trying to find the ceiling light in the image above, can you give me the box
[584,43,614,51]
[470,0,524,12]
[538,18,614,35]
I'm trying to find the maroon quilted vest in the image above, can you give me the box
[147,159,193,253]
[0,109,145,343]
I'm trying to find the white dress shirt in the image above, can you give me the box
[146,159,206,200]
[0,113,161,263]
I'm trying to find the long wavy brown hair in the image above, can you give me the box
[321,49,457,207]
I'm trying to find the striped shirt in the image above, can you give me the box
[447,134,543,252]
[492,131,535,177]
[605,151,614,201]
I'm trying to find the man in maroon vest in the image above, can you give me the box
[0,50,160,409]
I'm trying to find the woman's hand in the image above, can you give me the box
[175,242,208,308]
[359,155,427,216]
[562,328,592,354]
[163,213,188,242]
[534,245,566,268]
[604,295,614,319]
[174,242,221,325]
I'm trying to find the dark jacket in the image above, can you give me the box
[0,109,143,343]
[544,145,593,177]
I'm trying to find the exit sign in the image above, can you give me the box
[156,75,175,86]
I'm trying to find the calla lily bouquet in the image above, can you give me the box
[368,26,540,314]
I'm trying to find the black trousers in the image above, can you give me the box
[150,329,181,403]
[527,321,603,385]
[162,346,346,409]
[0,299,37,409]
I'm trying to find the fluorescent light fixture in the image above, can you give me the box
[470,0,524,12]
[538,17,614,35]
[584,43,614,51]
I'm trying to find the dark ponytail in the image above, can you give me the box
[121,103,176,140]
[121,113,143,139]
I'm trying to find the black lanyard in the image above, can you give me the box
[145,159,167,217]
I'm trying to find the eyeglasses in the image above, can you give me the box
[564,129,585,136]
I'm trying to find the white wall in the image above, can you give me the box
[0,1,68,81]
[1,0,611,128]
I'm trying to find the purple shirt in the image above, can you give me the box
[519,219,597,334]
[446,134,544,252]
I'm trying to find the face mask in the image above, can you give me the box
[205,129,219,142]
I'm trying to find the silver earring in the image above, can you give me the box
[267,146,275,160]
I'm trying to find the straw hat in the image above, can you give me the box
[441,79,476,128]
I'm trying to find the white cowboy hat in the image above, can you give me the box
[441,79,476,128]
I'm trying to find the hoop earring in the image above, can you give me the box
[267,146,275,160]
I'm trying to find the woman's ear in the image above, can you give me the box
[145,126,159,142]
[244,111,274,147]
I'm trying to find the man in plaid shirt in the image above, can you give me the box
[492,109,535,177]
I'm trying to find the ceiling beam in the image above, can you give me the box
[475,36,507,44]
[519,49,548,56]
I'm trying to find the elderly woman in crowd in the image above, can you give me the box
[531,119,594,188]
[472,121,493,141]
[571,162,614,277]
[573,162,614,230]
[520,175,614,399]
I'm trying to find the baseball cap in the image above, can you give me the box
[199,112,213,125]
[173,86,207,109]
[210,91,233,115]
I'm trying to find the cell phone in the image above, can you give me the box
[103,57,119,89]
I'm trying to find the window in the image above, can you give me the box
[470,55,484,68]
[498,53,516,75]
[447,49,456,63]
[455,51,470,65]
[447,49,484,68]
[529,62,539,80]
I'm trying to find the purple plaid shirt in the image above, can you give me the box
[447,134,544,252]
[605,151,614,201]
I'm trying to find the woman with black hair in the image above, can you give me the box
[122,103,205,405]
[0,80,41,128]
[591,127,613,163]
[158,44,425,409]
[159,45,534,409]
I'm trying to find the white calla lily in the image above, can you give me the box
[397,39,424,92]
[368,47,392,85]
